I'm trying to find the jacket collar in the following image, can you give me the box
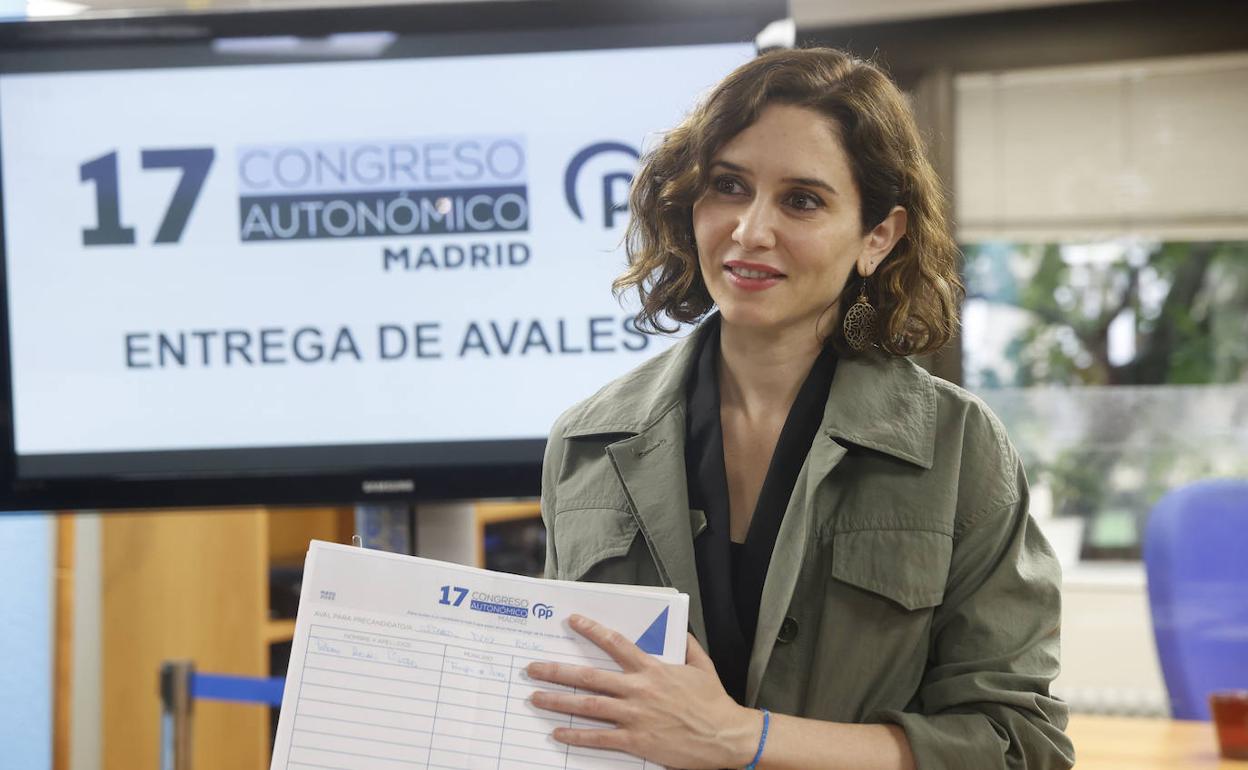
[560,326,700,440]
[561,317,937,470]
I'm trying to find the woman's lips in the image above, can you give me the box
[724,261,785,291]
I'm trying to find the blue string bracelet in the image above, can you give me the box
[744,708,770,770]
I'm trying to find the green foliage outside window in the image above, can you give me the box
[963,240,1248,560]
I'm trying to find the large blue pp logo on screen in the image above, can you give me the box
[563,141,640,229]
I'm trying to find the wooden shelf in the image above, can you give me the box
[474,501,541,569]
[263,618,296,645]
[474,500,541,526]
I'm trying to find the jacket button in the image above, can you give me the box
[776,616,799,644]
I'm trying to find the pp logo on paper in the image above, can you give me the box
[531,603,555,620]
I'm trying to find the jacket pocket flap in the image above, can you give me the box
[553,507,639,582]
[831,529,952,611]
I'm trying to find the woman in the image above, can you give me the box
[526,47,1074,770]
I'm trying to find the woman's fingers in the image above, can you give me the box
[568,613,653,671]
[551,725,633,753]
[684,632,715,673]
[525,660,630,695]
[530,689,634,725]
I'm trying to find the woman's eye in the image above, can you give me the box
[714,176,743,195]
[787,191,822,211]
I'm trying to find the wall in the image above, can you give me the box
[1056,567,1168,716]
[957,51,1248,241]
[72,514,101,770]
[0,514,53,770]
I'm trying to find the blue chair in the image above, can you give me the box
[1143,479,1248,720]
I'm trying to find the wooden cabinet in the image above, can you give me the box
[100,506,352,770]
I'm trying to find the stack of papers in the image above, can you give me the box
[271,540,690,770]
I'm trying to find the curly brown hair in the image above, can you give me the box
[614,46,963,356]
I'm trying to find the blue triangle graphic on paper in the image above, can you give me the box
[635,607,669,655]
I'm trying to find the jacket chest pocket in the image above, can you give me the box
[778,528,953,719]
[830,528,952,611]
[552,507,642,583]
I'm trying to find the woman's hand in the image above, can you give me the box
[525,613,762,770]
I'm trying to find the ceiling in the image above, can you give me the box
[28,0,1126,26]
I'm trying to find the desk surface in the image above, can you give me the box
[1068,714,1247,769]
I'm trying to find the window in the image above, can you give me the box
[955,54,1248,561]
[962,239,1248,559]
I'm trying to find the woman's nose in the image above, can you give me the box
[732,199,777,251]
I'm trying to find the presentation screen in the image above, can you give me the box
[0,2,783,509]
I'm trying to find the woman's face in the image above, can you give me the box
[692,103,889,339]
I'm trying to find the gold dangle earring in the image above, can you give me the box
[841,279,877,352]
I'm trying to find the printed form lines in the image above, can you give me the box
[302,682,562,724]
[296,697,566,736]
[288,625,642,769]
[293,713,433,736]
[309,623,616,667]
[298,696,429,718]
[295,728,427,750]
[304,660,556,699]
[290,743,424,765]
[303,682,440,703]
[307,652,443,674]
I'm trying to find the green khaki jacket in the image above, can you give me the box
[540,323,1075,770]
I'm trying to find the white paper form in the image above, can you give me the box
[270,540,689,770]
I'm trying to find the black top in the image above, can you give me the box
[685,317,839,703]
